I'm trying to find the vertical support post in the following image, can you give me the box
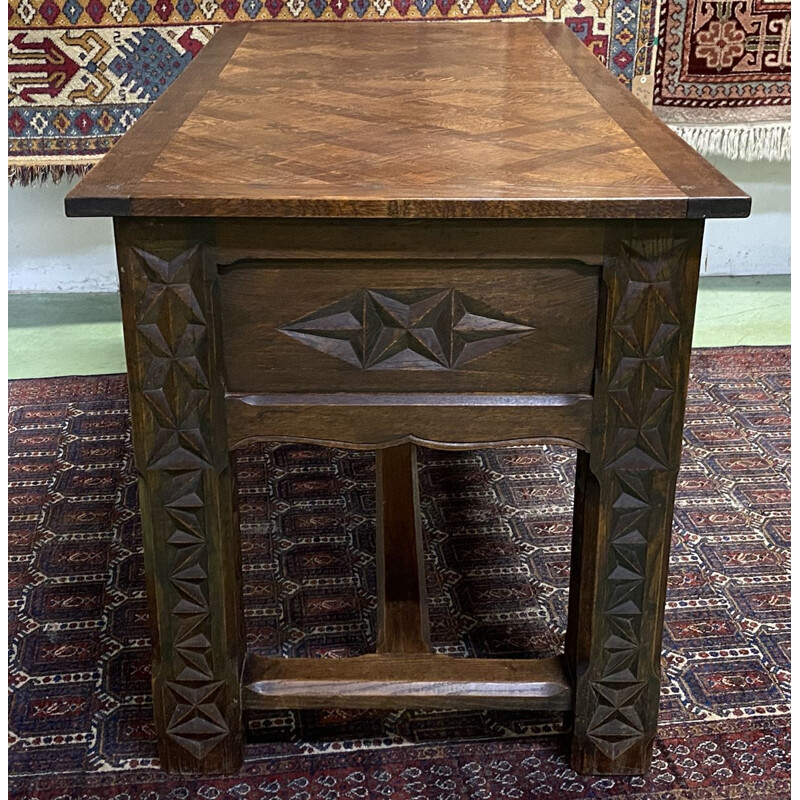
[375,442,431,654]
[566,220,704,774]
[116,220,244,774]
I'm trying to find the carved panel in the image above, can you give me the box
[122,242,243,772]
[218,259,600,395]
[279,288,534,370]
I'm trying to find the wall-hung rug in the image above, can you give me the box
[653,0,791,161]
[8,346,790,799]
[8,9,656,186]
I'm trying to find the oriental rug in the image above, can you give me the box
[8,9,654,185]
[8,346,790,799]
[653,0,791,161]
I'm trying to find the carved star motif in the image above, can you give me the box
[134,247,206,326]
[364,289,452,369]
[280,289,534,370]
[587,679,648,759]
[165,680,230,759]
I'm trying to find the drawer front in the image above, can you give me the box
[218,258,600,395]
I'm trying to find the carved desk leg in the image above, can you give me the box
[115,221,245,774]
[566,221,703,774]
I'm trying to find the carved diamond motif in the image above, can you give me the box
[279,288,534,370]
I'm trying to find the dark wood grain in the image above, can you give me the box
[376,444,431,655]
[218,258,600,395]
[566,220,704,774]
[65,22,749,220]
[225,392,595,451]
[212,218,608,264]
[114,219,245,775]
[242,653,573,711]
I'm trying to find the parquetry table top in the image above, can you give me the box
[65,21,750,220]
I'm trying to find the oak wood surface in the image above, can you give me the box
[65,21,749,220]
[242,653,573,711]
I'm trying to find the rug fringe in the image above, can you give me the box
[669,121,791,162]
[8,162,96,187]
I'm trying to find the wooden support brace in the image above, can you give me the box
[375,442,431,655]
[242,653,573,711]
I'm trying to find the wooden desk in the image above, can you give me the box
[66,20,750,776]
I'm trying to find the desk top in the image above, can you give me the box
[65,21,750,220]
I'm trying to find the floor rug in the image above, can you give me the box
[653,0,791,161]
[8,10,653,184]
[8,346,790,799]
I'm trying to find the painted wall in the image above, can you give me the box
[700,156,791,276]
[8,154,790,292]
[9,181,117,292]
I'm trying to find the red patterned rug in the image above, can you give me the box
[8,346,790,799]
[653,0,791,161]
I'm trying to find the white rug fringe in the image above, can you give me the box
[669,121,791,162]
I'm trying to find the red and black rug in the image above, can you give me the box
[9,347,790,799]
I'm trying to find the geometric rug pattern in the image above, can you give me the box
[8,346,790,798]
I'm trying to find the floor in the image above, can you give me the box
[8,276,791,379]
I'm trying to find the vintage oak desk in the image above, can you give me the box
[65,20,750,776]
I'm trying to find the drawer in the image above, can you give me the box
[217,258,600,395]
